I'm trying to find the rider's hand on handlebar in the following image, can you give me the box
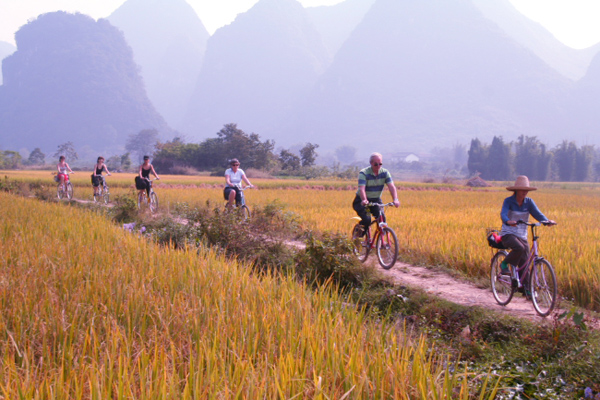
[361,199,369,206]
[393,199,400,208]
[507,220,517,226]
[544,220,557,226]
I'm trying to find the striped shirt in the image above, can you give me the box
[356,166,393,200]
[500,194,547,240]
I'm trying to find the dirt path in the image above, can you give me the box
[378,258,600,328]
[287,238,598,326]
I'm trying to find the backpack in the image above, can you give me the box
[487,230,507,249]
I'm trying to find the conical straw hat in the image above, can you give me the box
[506,175,537,191]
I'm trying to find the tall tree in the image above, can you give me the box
[126,129,159,164]
[27,148,45,165]
[53,141,78,162]
[487,136,512,180]
[552,141,577,181]
[574,145,594,182]
[279,149,301,171]
[467,138,488,177]
[300,143,319,167]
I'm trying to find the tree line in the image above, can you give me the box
[150,124,321,176]
[468,136,600,182]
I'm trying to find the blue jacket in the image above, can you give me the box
[500,194,548,240]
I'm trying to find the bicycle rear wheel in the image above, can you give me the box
[66,183,73,200]
[490,251,514,306]
[239,205,251,220]
[376,226,398,269]
[149,192,159,213]
[351,224,369,262]
[531,259,557,317]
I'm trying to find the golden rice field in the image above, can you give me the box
[0,191,497,398]
[3,170,600,311]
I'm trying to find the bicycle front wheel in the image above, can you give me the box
[137,192,144,210]
[103,191,110,204]
[240,205,251,220]
[376,226,398,269]
[149,192,159,213]
[490,251,514,306]
[351,224,369,262]
[531,259,557,317]
[57,184,63,200]
[66,183,73,200]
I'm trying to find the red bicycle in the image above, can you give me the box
[351,202,399,269]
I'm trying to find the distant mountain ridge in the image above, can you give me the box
[0,41,16,85]
[109,0,210,129]
[0,11,169,153]
[306,0,376,59]
[471,0,600,81]
[183,0,331,141]
[286,0,574,152]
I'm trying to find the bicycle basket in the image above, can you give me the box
[486,228,507,249]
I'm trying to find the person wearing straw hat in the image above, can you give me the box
[499,176,556,284]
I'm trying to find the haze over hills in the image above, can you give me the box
[0,11,169,154]
[182,0,330,142]
[306,0,376,59]
[471,0,600,81]
[0,41,16,86]
[108,0,210,129]
[285,0,575,153]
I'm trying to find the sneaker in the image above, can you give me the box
[500,262,511,276]
[352,225,365,239]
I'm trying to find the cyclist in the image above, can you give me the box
[353,152,399,235]
[499,176,556,282]
[224,158,254,208]
[91,156,111,196]
[56,155,74,191]
[135,155,159,200]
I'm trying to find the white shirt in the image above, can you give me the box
[225,168,245,188]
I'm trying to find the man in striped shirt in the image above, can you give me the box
[353,152,400,235]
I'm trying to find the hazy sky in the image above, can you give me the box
[1,0,600,49]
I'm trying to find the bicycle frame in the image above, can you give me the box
[357,203,392,248]
[497,222,545,289]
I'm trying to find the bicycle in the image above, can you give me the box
[489,220,558,317]
[350,202,399,269]
[225,185,252,220]
[54,172,73,200]
[137,177,159,213]
[92,174,110,204]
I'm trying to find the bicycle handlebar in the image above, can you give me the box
[516,220,557,227]
[367,202,394,207]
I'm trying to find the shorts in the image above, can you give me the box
[57,173,68,182]
[224,186,242,204]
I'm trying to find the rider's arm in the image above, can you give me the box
[358,171,368,204]
[526,198,549,223]
[150,165,159,179]
[387,181,399,207]
[104,165,111,175]
[358,186,368,205]
[139,165,144,178]
[500,197,517,226]
[241,173,253,187]
[66,163,74,173]
[225,171,234,187]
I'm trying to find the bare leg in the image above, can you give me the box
[227,189,236,208]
